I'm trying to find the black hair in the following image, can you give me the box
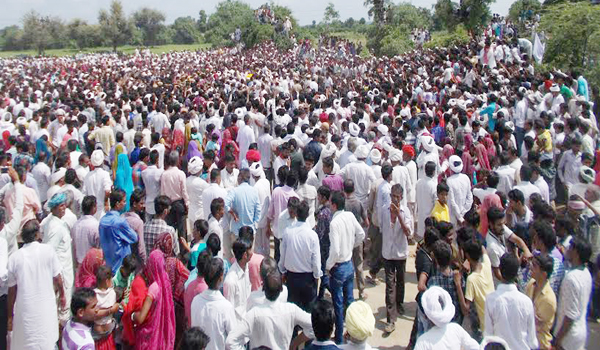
[463,239,483,262]
[486,172,500,188]
[194,219,210,239]
[70,287,96,318]
[81,195,97,215]
[95,265,113,287]
[154,195,171,215]
[311,299,336,341]
[296,200,310,222]
[570,236,592,264]
[432,240,452,268]
[130,188,145,206]
[425,161,436,177]
[121,254,137,274]
[437,182,449,194]
[210,197,224,217]
[381,164,393,179]
[21,219,40,243]
[263,269,283,301]
[531,220,555,251]
[317,185,331,200]
[436,221,453,238]
[330,191,345,210]
[149,150,159,165]
[499,253,520,282]
[487,206,505,224]
[423,227,440,249]
[508,189,525,204]
[180,327,210,350]
[205,257,224,290]
[534,253,554,277]
[343,179,355,194]
[206,233,221,257]
[277,165,289,184]
[109,189,125,209]
[464,208,480,228]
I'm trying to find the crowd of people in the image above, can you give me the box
[0,13,598,350]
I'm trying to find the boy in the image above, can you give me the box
[428,240,467,325]
[321,157,343,192]
[113,254,137,304]
[431,182,450,223]
[463,239,495,341]
[305,299,339,349]
[62,288,98,350]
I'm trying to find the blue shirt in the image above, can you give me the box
[99,210,138,273]
[480,102,497,130]
[225,182,261,234]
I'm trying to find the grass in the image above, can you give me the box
[0,43,212,58]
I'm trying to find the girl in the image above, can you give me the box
[94,265,120,350]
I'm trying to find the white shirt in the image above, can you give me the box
[278,221,321,278]
[8,242,62,349]
[254,178,271,229]
[339,160,376,203]
[220,168,240,190]
[415,177,437,237]
[326,211,365,270]
[485,227,514,268]
[191,289,237,350]
[391,165,412,207]
[513,181,541,204]
[415,323,479,350]
[32,162,51,203]
[226,299,315,350]
[533,177,550,204]
[555,267,593,350]
[41,214,74,291]
[187,175,210,223]
[151,112,170,134]
[495,165,516,196]
[0,182,24,256]
[207,216,223,255]
[273,156,289,186]
[151,143,166,169]
[202,183,228,220]
[473,187,497,204]
[141,165,164,215]
[405,160,417,203]
[83,168,112,220]
[0,237,7,296]
[223,261,251,316]
[258,133,274,168]
[237,124,256,166]
[295,183,317,228]
[380,203,413,260]
[484,283,538,350]
[446,173,474,225]
[246,286,288,311]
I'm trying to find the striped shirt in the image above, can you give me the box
[61,320,94,350]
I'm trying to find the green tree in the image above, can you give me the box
[172,16,201,44]
[0,26,24,51]
[67,19,102,50]
[204,1,272,48]
[390,2,432,31]
[434,0,493,33]
[539,1,600,69]
[22,11,65,54]
[433,0,460,31]
[133,8,166,46]
[99,0,132,52]
[198,10,208,33]
[364,0,389,26]
[508,0,542,23]
[323,2,340,25]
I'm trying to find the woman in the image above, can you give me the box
[154,232,190,347]
[129,250,176,350]
[478,193,502,237]
[111,142,126,178]
[439,144,455,181]
[172,128,185,153]
[114,153,134,212]
[186,138,202,162]
[219,129,239,164]
[34,137,51,164]
[75,248,104,288]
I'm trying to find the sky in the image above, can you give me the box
[2,0,518,28]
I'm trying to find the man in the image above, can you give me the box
[141,150,164,220]
[0,167,24,255]
[83,149,112,220]
[246,257,289,310]
[506,189,533,238]
[327,191,365,344]
[41,192,74,325]
[7,219,66,350]
[462,238,494,340]
[150,132,166,169]
[370,164,393,282]
[258,125,274,180]
[322,157,343,192]
[62,288,98,350]
[132,147,149,190]
[71,195,100,267]
[531,220,564,295]
[123,189,147,265]
[381,184,413,333]
[88,115,115,156]
[99,190,138,273]
[341,301,377,350]
[415,161,438,238]
[390,150,412,208]
[495,151,517,196]
[485,207,532,281]
[160,151,190,246]
[316,186,333,299]
[220,154,240,190]
[187,156,210,234]
[415,286,479,350]
[513,165,541,204]
[484,253,538,350]
[191,258,237,350]
[343,179,370,302]
[144,195,178,257]
[296,167,318,228]
[225,169,261,235]
[208,198,225,254]
[305,300,338,350]
[49,108,66,148]
[339,145,376,203]
[525,254,556,350]
[553,237,593,350]
[557,137,582,195]
[446,155,473,226]
[237,114,256,167]
[32,149,51,203]
[202,169,228,221]
[278,200,322,311]
[251,162,272,256]
[267,171,299,261]
[226,269,315,350]
[223,236,252,315]
[273,143,291,186]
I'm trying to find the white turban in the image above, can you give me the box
[188,156,203,175]
[250,162,265,179]
[389,150,402,162]
[90,149,105,167]
[421,286,456,327]
[349,122,360,137]
[321,143,337,159]
[345,301,375,342]
[51,167,67,184]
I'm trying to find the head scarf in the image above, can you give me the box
[345,301,375,342]
[482,136,496,160]
[111,143,125,176]
[173,129,185,152]
[34,138,50,164]
[463,133,474,152]
[75,248,104,288]
[153,233,190,304]
[475,143,491,171]
[402,145,415,159]
[441,144,455,162]
[246,149,261,163]
[2,130,10,152]
[479,193,502,236]
[154,232,175,257]
[422,286,456,327]
[114,153,134,211]
[48,192,67,209]
[461,149,474,181]
[187,139,202,161]
[134,250,176,350]
[220,129,240,164]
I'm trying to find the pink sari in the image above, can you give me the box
[475,143,491,171]
[134,250,176,350]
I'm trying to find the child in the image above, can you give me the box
[431,182,450,223]
[463,239,494,341]
[113,255,137,304]
[93,265,120,347]
[181,219,209,270]
[205,133,220,153]
[321,156,343,191]
[305,299,339,349]
[180,327,210,350]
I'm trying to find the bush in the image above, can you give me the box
[379,27,413,57]
[424,25,470,49]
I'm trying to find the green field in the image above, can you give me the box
[0,43,212,58]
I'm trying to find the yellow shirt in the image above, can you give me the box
[536,130,553,153]
[465,253,495,330]
[525,279,557,350]
[431,201,450,223]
